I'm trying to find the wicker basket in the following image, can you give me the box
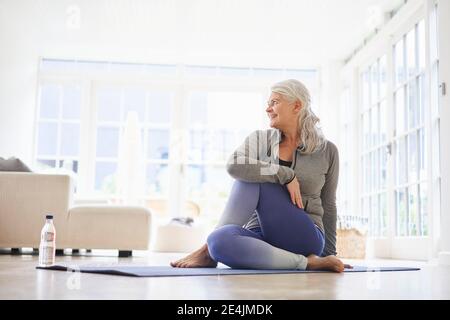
[336,228,367,259]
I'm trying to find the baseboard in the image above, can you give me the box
[438,251,450,266]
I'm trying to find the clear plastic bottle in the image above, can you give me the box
[38,215,56,267]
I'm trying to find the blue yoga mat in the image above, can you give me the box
[36,265,420,277]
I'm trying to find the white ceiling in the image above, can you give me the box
[168,0,406,67]
[2,0,406,68]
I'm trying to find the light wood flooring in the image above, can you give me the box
[0,249,448,299]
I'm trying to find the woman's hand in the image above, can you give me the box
[286,177,304,209]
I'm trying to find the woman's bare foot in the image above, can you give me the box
[170,244,218,268]
[306,254,352,273]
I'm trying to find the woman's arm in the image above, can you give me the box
[320,141,339,257]
[226,130,296,185]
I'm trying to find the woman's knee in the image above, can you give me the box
[259,182,287,198]
[233,180,258,188]
[231,180,261,195]
[259,182,307,213]
[207,225,241,259]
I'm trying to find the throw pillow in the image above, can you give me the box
[0,157,32,172]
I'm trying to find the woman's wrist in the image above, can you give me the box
[284,174,296,185]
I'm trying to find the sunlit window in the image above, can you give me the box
[94,86,172,197]
[36,59,317,220]
[186,91,264,220]
[360,54,388,237]
[36,83,81,183]
[393,20,428,237]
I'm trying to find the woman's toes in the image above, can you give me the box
[176,261,185,267]
[171,261,180,267]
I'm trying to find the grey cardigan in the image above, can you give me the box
[226,129,339,257]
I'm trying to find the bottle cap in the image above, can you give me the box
[46,215,53,219]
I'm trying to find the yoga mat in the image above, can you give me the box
[36,265,420,277]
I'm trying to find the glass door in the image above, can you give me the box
[359,6,441,259]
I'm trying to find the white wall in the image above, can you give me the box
[319,61,343,144]
[0,0,40,162]
[437,0,450,265]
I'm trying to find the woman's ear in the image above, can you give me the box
[294,100,302,113]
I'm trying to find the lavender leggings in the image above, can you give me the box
[207,181,324,270]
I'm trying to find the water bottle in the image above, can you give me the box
[38,214,56,267]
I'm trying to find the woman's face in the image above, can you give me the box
[266,92,300,129]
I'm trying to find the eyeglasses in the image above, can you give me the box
[267,99,280,108]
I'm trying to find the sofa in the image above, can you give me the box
[0,172,152,256]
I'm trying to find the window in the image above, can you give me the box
[94,86,172,197]
[36,83,82,183]
[338,87,363,229]
[36,59,318,221]
[339,1,442,259]
[393,20,428,237]
[357,15,439,239]
[360,55,388,237]
[186,91,264,220]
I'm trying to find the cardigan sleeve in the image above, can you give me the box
[320,141,339,257]
[226,130,295,185]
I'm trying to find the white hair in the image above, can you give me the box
[271,79,326,154]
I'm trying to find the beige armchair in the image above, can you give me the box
[0,172,152,256]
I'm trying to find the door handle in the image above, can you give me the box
[440,82,446,96]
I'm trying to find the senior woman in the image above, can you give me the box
[171,79,351,272]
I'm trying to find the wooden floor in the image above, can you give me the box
[1,249,449,299]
